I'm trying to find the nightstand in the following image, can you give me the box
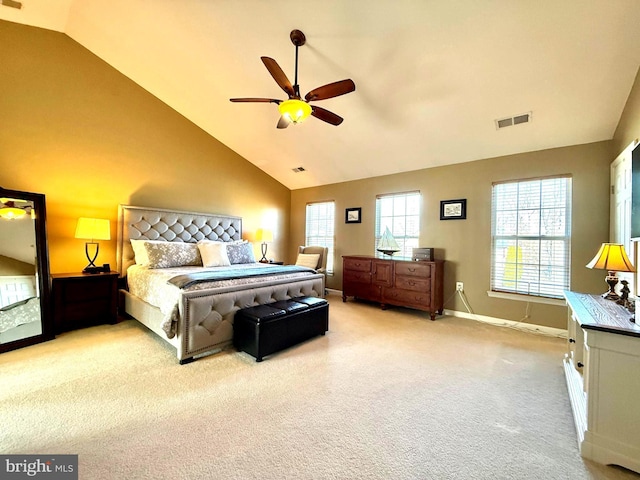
[51,271,119,333]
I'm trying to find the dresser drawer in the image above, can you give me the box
[58,278,112,302]
[395,275,430,292]
[382,287,430,307]
[395,262,431,277]
[344,258,372,272]
[344,271,371,284]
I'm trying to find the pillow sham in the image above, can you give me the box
[143,241,202,269]
[295,253,320,270]
[131,239,152,265]
[198,241,231,267]
[226,242,256,264]
[132,239,188,265]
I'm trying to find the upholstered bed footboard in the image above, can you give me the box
[121,274,324,363]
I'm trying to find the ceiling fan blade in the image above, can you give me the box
[261,57,295,98]
[311,106,344,126]
[277,116,291,129]
[305,79,355,102]
[229,98,281,103]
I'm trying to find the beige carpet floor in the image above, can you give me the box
[1,292,639,480]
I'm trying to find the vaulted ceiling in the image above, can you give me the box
[2,1,640,190]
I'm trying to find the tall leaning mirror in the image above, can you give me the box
[0,187,54,353]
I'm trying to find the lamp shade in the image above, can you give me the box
[0,206,27,219]
[278,99,312,124]
[255,228,273,243]
[586,243,635,272]
[75,218,111,241]
[0,199,29,219]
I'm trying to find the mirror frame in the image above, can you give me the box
[0,187,54,353]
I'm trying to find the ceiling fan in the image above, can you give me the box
[230,29,356,129]
[0,198,34,219]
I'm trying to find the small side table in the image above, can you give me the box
[51,271,119,333]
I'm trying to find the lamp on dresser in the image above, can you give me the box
[586,243,635,300]
[75,217,111,274]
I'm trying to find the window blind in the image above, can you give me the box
[491,176,572,299]
[305,201,335,274]
[375,191,421,258]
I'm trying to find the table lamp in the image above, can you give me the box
[75,217,111,273]
[255,228,273,263]
[586,243,635,300]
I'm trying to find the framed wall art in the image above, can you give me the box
[440,199,467,220]
[345,207,362,224]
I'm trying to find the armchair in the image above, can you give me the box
[297,246,328,294]
[297,245,328,273]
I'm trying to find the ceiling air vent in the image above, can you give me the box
[495,112,532,130]
[292,166,306,173]
[1,0,22,9]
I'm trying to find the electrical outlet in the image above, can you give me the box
[456,282,464,292]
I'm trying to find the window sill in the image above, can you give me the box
[486,290,566,306]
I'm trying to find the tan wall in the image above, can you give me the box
[291,141,613,329]
[0,256,35,276]
[0,21,290,274]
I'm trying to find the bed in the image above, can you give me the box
[116,205,325,363]
[0,296,42,344]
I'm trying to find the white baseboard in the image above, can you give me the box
[331,289,567,338]
[443,308,567,338]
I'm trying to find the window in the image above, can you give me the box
[491,175,572,299]
[305,201,335,274]
[375,191,421,258]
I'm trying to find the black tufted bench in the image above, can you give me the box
[233,296,329,362]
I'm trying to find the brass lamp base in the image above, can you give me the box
[602,271,619,301]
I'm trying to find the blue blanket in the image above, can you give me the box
[167,265,316,289]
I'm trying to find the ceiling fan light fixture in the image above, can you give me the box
[278,99,312,124]
[0,206,27,219]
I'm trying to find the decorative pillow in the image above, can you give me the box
[131,239,152,265]
[295,253,320,270]
[143,241,202,269]
[198,241,231,267]
[226,242,256,264]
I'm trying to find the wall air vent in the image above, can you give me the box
[495,112,532,130]
[292,166,306,173]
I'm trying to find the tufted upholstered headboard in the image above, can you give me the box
[116,205,242,276]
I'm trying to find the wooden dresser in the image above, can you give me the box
[564,291,640,473]
[342,255,444,320]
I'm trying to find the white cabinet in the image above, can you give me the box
[564,291,640,473]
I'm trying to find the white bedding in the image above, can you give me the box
[127,263,318,338]
[0,297,41,334]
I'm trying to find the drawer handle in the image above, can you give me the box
[577,362,584,368]
[569,338,575,343]
[408,268,416,272]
